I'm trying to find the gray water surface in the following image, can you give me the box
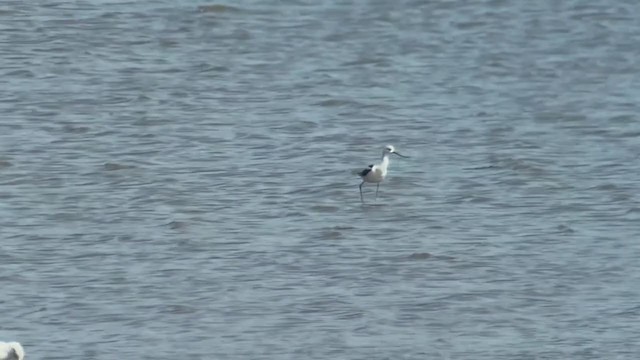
[2,1,640,359]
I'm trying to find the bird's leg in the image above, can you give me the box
[375,183,379,200]
[359,181,365,203]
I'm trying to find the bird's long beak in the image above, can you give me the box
[393,152,408,158]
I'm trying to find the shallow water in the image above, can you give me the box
[1,0,640,359]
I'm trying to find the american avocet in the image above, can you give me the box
[0,342,24,360]
[358,145,408,203]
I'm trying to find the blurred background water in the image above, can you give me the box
[1,0,640,359]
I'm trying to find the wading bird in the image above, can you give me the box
[358,145,408,203]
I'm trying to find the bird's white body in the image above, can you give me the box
[358,145,408,203]
[361,154,390,183]
[0,342,24,360]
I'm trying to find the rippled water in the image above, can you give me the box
[2,1,640,359]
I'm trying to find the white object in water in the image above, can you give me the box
[357,144,408,203]
[0,342,24,360]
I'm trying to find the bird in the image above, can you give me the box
[358,145,408,203]
[0,342,24,360]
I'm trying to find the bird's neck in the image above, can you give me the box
[380,154,390,169]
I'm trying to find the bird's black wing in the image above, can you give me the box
[359,164,374,177]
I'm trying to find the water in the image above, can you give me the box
[1,0,640,358]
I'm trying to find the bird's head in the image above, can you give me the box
[383,145,408,158]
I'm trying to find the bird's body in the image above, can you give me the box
[0,342,24,360]
[359,157,389,183]
[358,145,407,203]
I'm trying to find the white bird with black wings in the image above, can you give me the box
[357,145,408,203]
